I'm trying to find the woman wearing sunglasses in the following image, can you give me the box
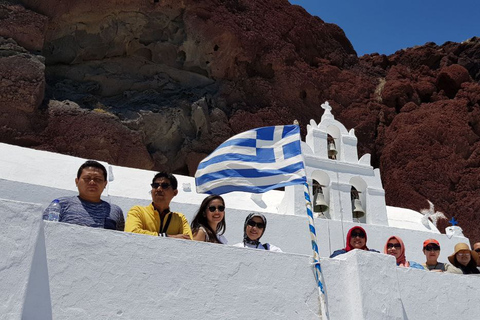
[446,242,480,274]
[190,195,227,244]
[233,213,282,252]
[384,236,424,269]
[330,226,379,258]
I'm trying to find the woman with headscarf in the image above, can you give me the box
[233,213,282,252]
[190,195,227,244]
[330,226,379,258]
[446,242,480,274]
[384,236,424,269]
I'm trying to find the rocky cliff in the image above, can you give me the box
[1,0,480,239]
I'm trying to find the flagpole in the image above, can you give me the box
[304,182,329,319]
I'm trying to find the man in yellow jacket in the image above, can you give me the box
[125,172,192,239]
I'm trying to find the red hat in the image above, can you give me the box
[423,239,440,249]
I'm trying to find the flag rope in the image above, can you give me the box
[304,183,329,319]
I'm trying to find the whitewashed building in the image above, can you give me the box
[1,103,477,319]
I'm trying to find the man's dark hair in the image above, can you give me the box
[77,160,107,181]
[152,172,178,190]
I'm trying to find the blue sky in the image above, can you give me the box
[289,0,480,56]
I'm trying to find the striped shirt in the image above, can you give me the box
[43,196,124,231]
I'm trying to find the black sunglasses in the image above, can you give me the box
[208,205,225,212]
[475,249,480,253]
[387,243,402,249]
[151,182,171,189]
[351,232,365,239]
[425,245,440,251]
[247,220,265,229]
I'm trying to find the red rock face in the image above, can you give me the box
[0,3,48,51]
[0,38,45,113]
[2,1,480,240]
[41,100,155,169]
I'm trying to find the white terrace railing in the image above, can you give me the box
[2,197,479,320]
[1,198,320,320]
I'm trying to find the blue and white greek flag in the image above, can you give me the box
[195,125,306,195]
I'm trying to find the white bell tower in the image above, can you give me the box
[279,102,388,226]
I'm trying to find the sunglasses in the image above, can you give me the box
[387,243,402,249]
[247,220,265,229]
[475,249,480,253]
[208,205,225,212]
[424,245,440,251]
[151,182,171,189]
[457,252,471,257]
[351,232,365,239]
[81,176,105,184]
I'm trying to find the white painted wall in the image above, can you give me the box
[322,249,480,320]
[1,198,320,319]
[0,199,52,320]
[3,191,478,320]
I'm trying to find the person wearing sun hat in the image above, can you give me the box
[446,242,480,274]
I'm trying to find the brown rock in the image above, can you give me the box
[40,100,155,170]
[380,100,480,233]
[414,80,436,103]
[436,64,471,98]
[0,3,48,51]
[0,37,45,112]
[381,79,419,111]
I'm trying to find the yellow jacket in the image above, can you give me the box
[125,203,192,239]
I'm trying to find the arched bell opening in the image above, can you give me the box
[327,135,337,160]
[326,125,341,160]
[311,171,331,218]
[350,186,365,223]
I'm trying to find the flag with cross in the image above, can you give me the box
[194,125,306,194]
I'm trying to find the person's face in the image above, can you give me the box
[246,217,265,241]
[423,244,440,262]
[349,229,366,249]
[205,199,225,227]
[474,243,480,265]
[386,239,402,259]
[473,243,480,254]
[75,167,107,202]
[456,250,471,266]
[151,177,177,205]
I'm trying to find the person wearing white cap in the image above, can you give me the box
[233,213,282,252]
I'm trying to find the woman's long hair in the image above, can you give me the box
[190,195,226,243]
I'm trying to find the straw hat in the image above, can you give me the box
[448,243,479,265]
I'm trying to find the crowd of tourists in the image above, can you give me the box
[330,226,480,274]
[43,160,281,252]
[43,160,480,268]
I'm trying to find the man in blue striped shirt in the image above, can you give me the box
[43,160,124,231]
